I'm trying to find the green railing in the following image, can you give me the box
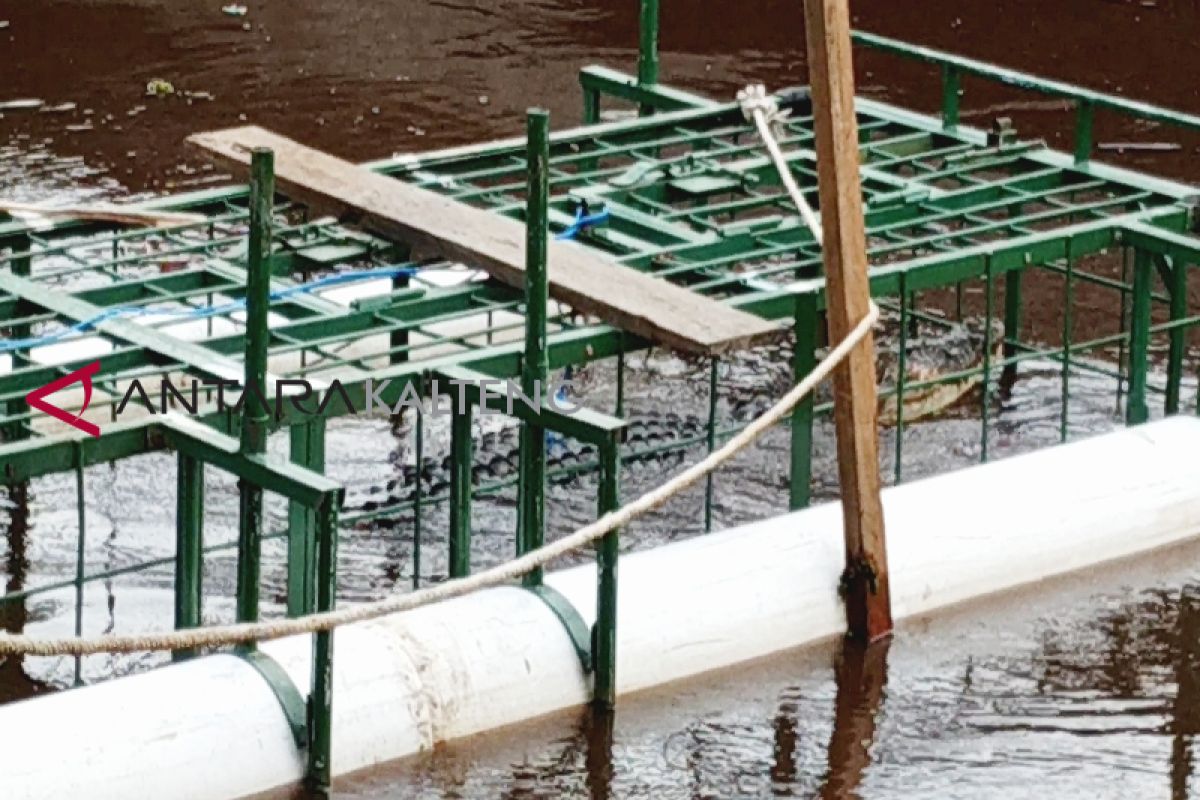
[3,13,1200,793]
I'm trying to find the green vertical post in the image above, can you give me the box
[615,335,626,418]
[703,358,718,532]
[412,407,424,590]
[1166,257,1188,415]
[1127,249,1153,425]
[306,493,340,796]
[638,0,660,88]
[448,404,474,578]
[789,293,817,510]
[73,444,86,686]
[3,239,32,441]
[390,265,410,365]
[237,147,274,627]
[288,418,325,617]
[1074,100,1095,164]
[981,260,995,462]
[894,275,908,484]
[1061,241,1074,442]
[174,453,204,661]
[1117,247,1131,414]
[583,85,600,125]
[593,434,620,709]
[941,64,961,130]
[1002,269,1023,387]
[519,109,550,587]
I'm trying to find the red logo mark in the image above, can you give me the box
[25,360,101,437]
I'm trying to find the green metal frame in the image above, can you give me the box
[3,11,1200,787]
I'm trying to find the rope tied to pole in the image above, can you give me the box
[0,301,879,657]
[737,84,825,246]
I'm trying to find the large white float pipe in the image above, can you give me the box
[3,418,1200,799]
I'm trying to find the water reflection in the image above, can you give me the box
[818,639,889,799]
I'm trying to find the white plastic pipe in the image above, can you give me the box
[3,417,1200,799]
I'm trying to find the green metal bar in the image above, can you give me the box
[1074,100,1095,164]
[854,30,1200,135]
[1166,256,1189,414]
[2,240,32,441]
[72,444,86,686]
[448,403,474,578]
[1127,249,1153,425]
[941,64,961,130]
[704,357,718,532]
[894,275,908,483]
[1002,269,1023,387]
[287,418,325,617]
[593,435,620,709]
[583,84,601,125]
[519,109,550,588]
[306,493,340,796]
[174,452,204,661]
[1117,246,1131,414]
[981,258,995,461]
[1061,240,1074,442]
[412,408,424,590]
[389,266,410,365]
[637,0,660,88]
[789,294,817,510]
[236,148,274,627]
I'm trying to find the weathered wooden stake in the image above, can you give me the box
[802,0,893,641]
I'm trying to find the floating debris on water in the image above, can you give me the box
[1098,141,1181,152]
[0,99,43,112]
[41,102,77,113]
[145,79,175,97]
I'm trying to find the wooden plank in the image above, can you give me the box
[803,0,892,640]
[188,126,779,355]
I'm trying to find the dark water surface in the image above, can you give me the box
[2,1,1200,797]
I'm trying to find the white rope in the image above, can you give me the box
[737,84,824,245]
[0,302,879,657]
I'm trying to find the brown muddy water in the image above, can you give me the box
[2,1,1200,797]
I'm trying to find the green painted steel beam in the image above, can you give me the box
[579,66,715,112]
[854,30,1200,134]
[161,415,342,508]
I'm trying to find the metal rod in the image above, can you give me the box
[1166,256,1188,414]
[236,147,274,627]
[941,64,961,130]
[1074,100,1095,164]
[593,434,620,709]
[789,294,817,510]
[174,452,204,661]
[981,258,995,461]
[306,493,340,796]
[1127,249,1153,425]
[1002,269,1023,388]
[3,239,32,442]
[448,404,474,578]
[519,108,550,588]
[1061,240,1074,442]
[73,443,86,687]
[704,357,718,532]
[412,408,424,590]
[894,274,908,483]
[637,0,660,88]
[287,418,324,617]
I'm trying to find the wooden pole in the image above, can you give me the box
[802,0,893,641]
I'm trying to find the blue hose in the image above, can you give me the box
[0,265,419,354]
